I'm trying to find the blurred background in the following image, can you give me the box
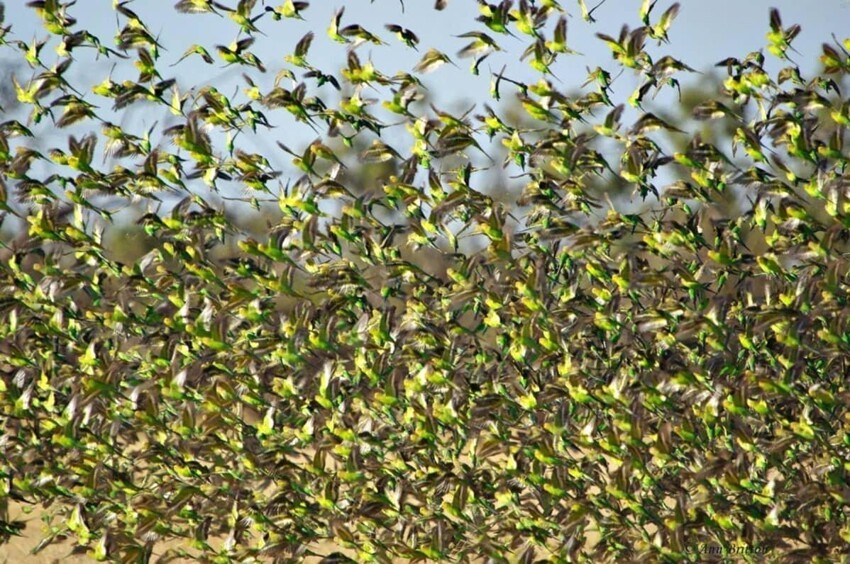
[1,0,848,262]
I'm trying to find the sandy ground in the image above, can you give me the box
[3,503,97,563]
[0,445,618,562]
[2,501,358,563]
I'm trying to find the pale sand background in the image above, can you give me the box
[2,503,359,563]
[2,498,590,562]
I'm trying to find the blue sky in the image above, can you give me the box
[2,0,848,219]
[5,1,845,92]
[5,0,847,125]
